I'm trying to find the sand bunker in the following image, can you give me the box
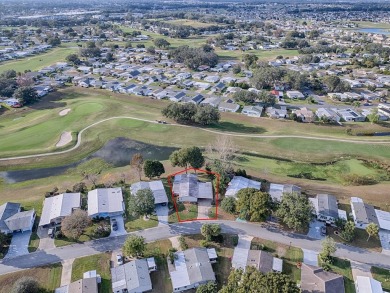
[56,132,72,147]
[59,108,71,116]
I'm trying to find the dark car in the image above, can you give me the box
[320,226,327,236]
[111,218,118,231]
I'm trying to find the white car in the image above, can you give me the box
[116,254,123,265]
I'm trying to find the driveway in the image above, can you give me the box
[351,261,372,280]
[302,249,319,266]
[37,227,55,251]
[379,230,390,254]
[197,199,212,219]
[109,215,127,237]
[155,205,168,226]
[5,232,31,259]
[307,220,325,240]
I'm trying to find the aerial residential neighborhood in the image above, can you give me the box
[1,0,390,293]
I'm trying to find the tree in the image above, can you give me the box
[319,236,337,270]
[143,160,165,179]
[221,197,236,214]
[366,222,379,242]
[16,74,34,87]
[131,153,144,181]
[13,86,38,105]
[232,64,241,74]
[162,103,219,125]
[233,90,258,105]
[367,109,380,124]
[207,135,237,167]
[169,147,204,170]
[201,223,221,241]
[47,36,61,46]
[1,69,17,79]
[242,54,258,69]
[0,78,17,97]
[340,220,356,242]
[219,266,299,293]
[236,188,272,222]
[12,277,40,293]
[123,235,146,258]
[154,38,170,49]
[196,282,217,293]
[193,105,220,125]
[128,188,155,217]
[61,210,91,240]
[65,54,81,65]
[275,193,314,231]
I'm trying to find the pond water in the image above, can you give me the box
[0,138,177,183]
[357,28,390,35]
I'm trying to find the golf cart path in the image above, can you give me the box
[1,116,390,161]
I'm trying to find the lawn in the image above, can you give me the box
[0,45,77,73]
[215,48,300,61]
[168,202,198,222]
[125,215,159,232]
[71,253,112,293]
[320,257,355,293]
[163,19,222,28]
[352,21,390,29]
[0,263,62,292]
[28,232,40,253]
[371,266,390,292]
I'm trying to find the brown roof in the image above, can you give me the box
[301,263,345,293]
[246,250,274,274]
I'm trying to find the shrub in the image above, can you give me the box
[200,240,211,247]
[179,235,188,250]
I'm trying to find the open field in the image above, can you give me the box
[0,45,78,74]
[215,48,300,61]
[163,19,222,28]
[352,21,390,29]
[0,263,62,292]
[71,253,112,293]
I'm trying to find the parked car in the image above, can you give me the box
[48,228,55,238]
[321,226,327,236]
[116,254,123,265]
[111,218,118,231]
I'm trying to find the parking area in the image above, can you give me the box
[307,220,326,240]
[197,199,212,219]
[379,230,390,254]
[109,215,127,237]
[302,249,319,266]
[155,204,168,226]
[37,226,55,250]
[5,231,31,259]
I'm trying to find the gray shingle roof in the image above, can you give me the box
[301,263,345,293]
[111,259,152,292]
[4,209,35,231]
[0,202,20,232]
[317,194,339,219]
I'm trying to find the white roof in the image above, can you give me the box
[207,248,217,259]
[232,247,249,270]
[170,251,191,289]
[272,257,283,272]
[338,209,348,220]
[39,193,81,226]
[375,209,390,231]
[225,176,261,198]
[87,188,124,216]
[130,181,168,204]
[356,276,383,293]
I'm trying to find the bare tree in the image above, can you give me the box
[207,135,238,166]
[61,209,91,240]
[16,74,34,87]
[131,153,144,181]
[84,173,98,187]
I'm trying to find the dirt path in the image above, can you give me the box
[56,131,72,147]
[1,116,390,162]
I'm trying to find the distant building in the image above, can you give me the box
[225,176,261,199]
[242,106,263,117]
[173,174,213,203]
[130,180,169,205]
[88,188,124,218]
[169,248,216,292]
[310,194,339,224]
[350,197,379,229]
[268,183,301,202]
[55,270,99,293]
[0,202,35,234]
[301,263,345,293]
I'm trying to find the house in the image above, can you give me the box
[310,194,339,224]
[293,107,315,123]
[225,176,261,199]
[111,258,156,293]
[378,103,390,119]
[88,188,124,218]
[218,102,240,113]
[316,108,340,123]
[286,90,305,100]
[169,248,216,292]
[55,270,99,293]
[232,245,282,273]
[213,82,226,92]
[173,174,213,203]
[39,193,81,227]
[268,183,301,202]
[355,276,383,293]
[4,98,21,107]
[350,197,379,229]
[242,106,263,117]
[0,202,35,234]
[200,96,221,107]
[336,108,365,122]
[301,263,345,293]
[266,106,287,119]
[130,180,168,205]
[170,91,187,103]
[189,94,204,105]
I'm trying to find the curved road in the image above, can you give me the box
[0,220,389,276]
[1,116,390,161]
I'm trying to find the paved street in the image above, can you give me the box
[109,216,127,237]
[1,220,390,276]
[307,220,325,240]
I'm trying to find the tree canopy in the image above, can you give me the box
[201,223,221,241]
[12,277,40,293]
[275,192,314,231]
[162,103,220,125]
[143,160,165,179]
[14,86,38,105]
[61,209,91,240]
[171,45,218,70]
[169,147,205,170]
[236,188,273,222]
[129,188,155,217]
[123,235,146,258]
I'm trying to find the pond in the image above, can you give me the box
[0,138,177,183]
[356,28,390,35]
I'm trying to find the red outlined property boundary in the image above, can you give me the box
[167,167,220,222]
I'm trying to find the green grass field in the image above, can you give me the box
[216,48,300,61]
[71,253,112,293]
[0,45,78,73]
[352,21,390,29]
[163,19,222,28]
[371,266,390,291]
